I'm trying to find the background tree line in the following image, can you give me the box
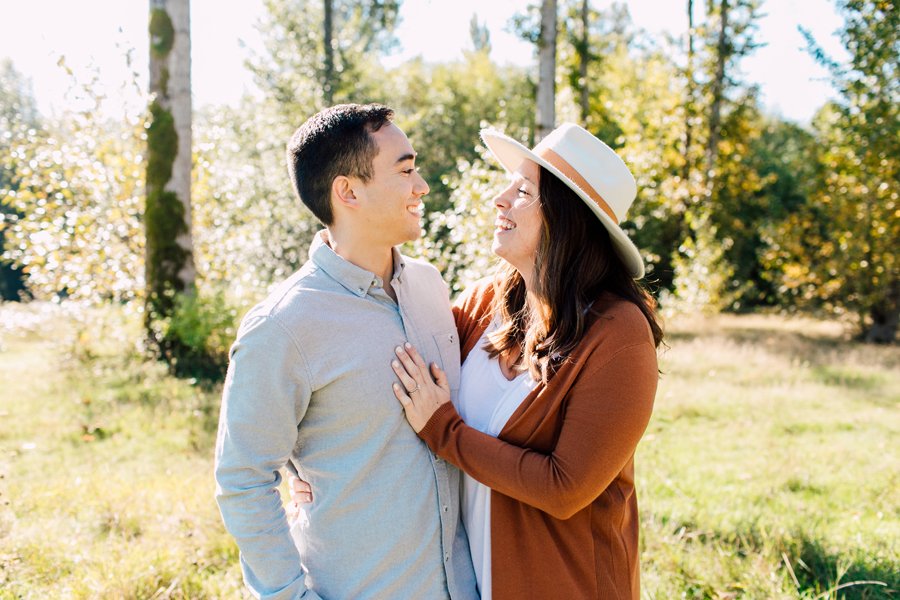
[0,0,896,378]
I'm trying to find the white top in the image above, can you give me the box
[454,322,537,600]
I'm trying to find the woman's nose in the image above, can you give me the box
[493,184,515,209]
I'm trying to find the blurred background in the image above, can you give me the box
[0,1,897,598]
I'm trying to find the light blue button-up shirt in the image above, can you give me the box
[215,233,477,600]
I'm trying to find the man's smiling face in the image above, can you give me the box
[349,123,430,247]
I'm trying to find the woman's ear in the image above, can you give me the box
[332,175,359,209]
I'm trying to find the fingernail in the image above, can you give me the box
[395,346,403,354]
[392,383,399,389]
[392,361,399,368]
[404,342,412,349]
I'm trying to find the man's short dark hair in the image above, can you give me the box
[286,103,395,226]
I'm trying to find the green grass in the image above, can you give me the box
[640,313,899,599]
[0,305,897,599]
[0,303,246,599]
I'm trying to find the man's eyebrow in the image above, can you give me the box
[395,152,416,164]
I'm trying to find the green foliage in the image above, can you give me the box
[162,291,239,380]
[508,2,542,45]
[4,0,897,351]
[675,0,766,311]
[668,208,736,313]
[149,7,175,57]
[469,14,491,53]
[388,52,533,211]
[557,1,632,134]
[703,99,772,310]
[0,71,145,303]
[0,60,36,300]
[192,100,318,301]
[728,117,821,309]
[551,14,688,292]
[410,151,507,294]
[766,0,899,341]
[247,0,400,123]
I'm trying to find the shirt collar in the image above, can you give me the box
[309,230,407,297]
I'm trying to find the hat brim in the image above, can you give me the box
[481,129,645,279]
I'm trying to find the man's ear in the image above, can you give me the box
[332,175,360,209]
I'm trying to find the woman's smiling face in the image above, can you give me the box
[491,159,544,278]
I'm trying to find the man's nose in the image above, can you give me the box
[414,171,430,197]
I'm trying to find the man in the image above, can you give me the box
[214,104,477,600]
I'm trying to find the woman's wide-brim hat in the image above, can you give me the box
[480,123,644,279]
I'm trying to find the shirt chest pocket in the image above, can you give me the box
[432,330,461,393]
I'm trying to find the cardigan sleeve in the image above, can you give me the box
[418,340,658,520]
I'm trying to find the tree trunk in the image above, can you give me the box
[323,0,334,105]
[146,0,194,326]
[683,0,695,185]
[706,0,729,181]
[536,0,557,142]
[578,0,590,124]
[864,281,899,343]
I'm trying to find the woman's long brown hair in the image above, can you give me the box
[486,165,664,382]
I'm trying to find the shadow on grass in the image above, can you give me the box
[62,350,223,452]
[668,327,843,353]
[810,365,891,392]
[787,535,898,599]
[667,326,900,374]
[730,526,899,599]
[649,515,898,599]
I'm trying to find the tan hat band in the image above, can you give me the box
[537,147,618,223]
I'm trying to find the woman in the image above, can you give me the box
[389,123,663,599]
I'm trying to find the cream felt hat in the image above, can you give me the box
[481,123,644,278]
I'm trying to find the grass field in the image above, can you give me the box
[0,303,897,599]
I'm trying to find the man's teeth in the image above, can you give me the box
[407,206,421,215]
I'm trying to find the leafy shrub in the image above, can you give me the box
[161,291,239,381]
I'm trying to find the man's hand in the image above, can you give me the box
[287,473,313,520]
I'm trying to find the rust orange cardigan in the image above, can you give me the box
[418,278,659,600]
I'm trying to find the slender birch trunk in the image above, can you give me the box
[324,0,334,105]
[146,0,194,328]
[536,0,558,142]
[706,0,729,181]
[683,0,695,185]
[578,0,590,124]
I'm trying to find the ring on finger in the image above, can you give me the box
[408,383,420,394]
